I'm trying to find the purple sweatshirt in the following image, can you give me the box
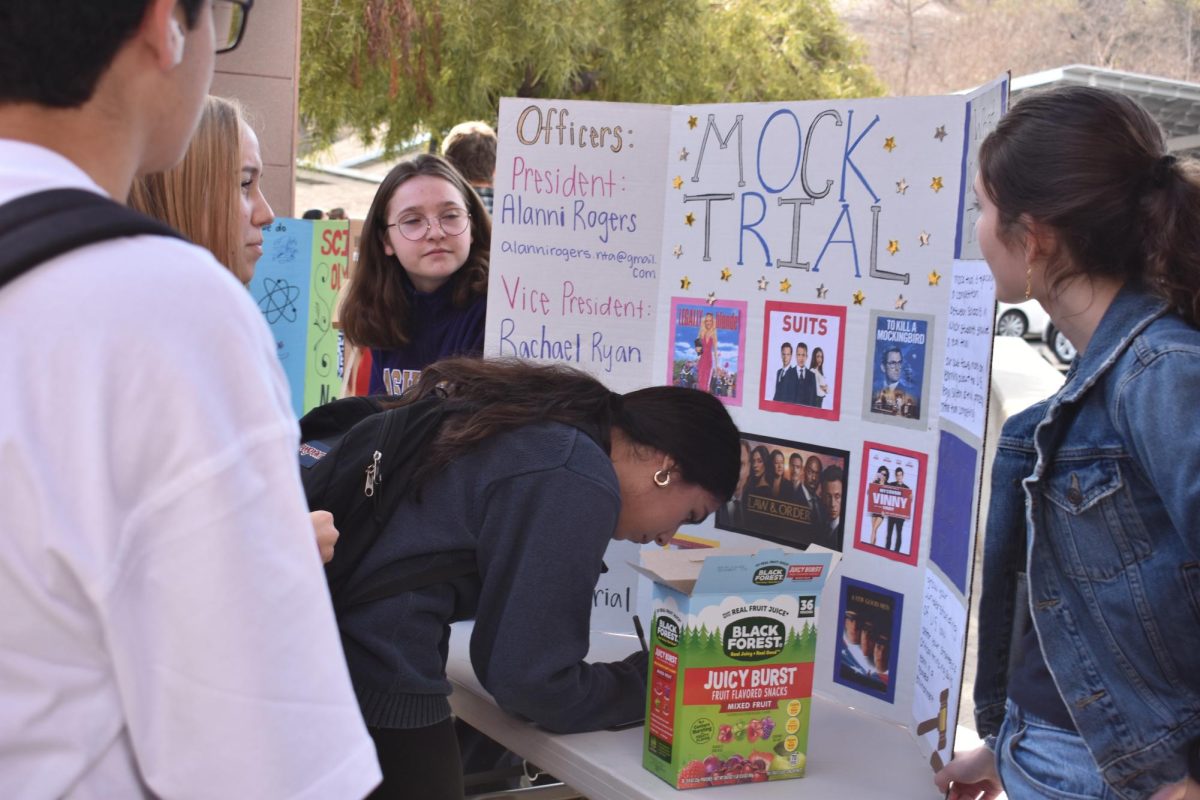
[368,279,486,396]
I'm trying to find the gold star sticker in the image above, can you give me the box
[672,176,683,190]
[931,176,944,193]
[928,270,941,286]
[852,289,865,305]
[919,231,930,246]
[780,278,792,293]
[680,276,692,290]
[896,178,909,195]
[895,294,908,310]
[887,239,900,255]
[672,244,683,258]
[719,267,732,282]
[688,115,698,129]
[679,147,689,161]
[757,276,769,291]
[934,125,948,142]
[884,136,896,152]
[816,283,829,299]
[706,291,717,305]
[684,212,695,226]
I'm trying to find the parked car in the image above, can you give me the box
[995,300,1075,365]
[995,299,1048,338]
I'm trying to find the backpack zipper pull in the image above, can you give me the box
[364,450,382,497]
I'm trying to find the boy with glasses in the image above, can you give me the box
[0,2,379,797]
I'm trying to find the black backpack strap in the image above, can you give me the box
[0,188,183,290]
[322,395,455,601]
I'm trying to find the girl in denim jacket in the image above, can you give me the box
[935,87,1200,800]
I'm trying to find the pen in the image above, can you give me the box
[633,614,649,652]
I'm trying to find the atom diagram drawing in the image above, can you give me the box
[258,279,301,324]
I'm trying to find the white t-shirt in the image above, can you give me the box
[0,142,380,799]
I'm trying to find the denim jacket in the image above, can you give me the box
[974,284,1200,799]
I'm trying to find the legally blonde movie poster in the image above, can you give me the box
[667,298,747,406]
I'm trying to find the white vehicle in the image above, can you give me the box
[995,299,1075,365]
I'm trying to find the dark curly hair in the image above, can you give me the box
[979,85,1200,326]
[391,358,741,500]
[0,1,205,108]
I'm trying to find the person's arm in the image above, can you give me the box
[469,460,646,733]
[100,248,378,798]
[1119,349,1200,541]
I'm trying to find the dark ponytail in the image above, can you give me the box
[397,358,741,499]
[1137,155,1200,325]
[979,85,1200,326]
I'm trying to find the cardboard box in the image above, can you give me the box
[635,547,834,790]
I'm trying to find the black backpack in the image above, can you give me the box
[298,393,478,612]
[0,189,183,288]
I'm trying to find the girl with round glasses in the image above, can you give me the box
[341,154,490,397]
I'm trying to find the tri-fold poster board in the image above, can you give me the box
[484,77,1008,771]
[249,218,352,418]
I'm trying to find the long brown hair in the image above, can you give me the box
[979,85,1200,326]
[128,95,242,278]
[395,358,741,499]
[341,154,490,349]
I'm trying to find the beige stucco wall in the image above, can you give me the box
[210,0,301,218]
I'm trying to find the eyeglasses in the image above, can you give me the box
[885,359,903,367]
[387,209,471,241]
[214,0,254,54]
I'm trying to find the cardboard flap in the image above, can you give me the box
[633,545,837,596]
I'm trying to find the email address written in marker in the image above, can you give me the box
[499,239,657,278]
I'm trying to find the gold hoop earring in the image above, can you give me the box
[1024,266,1033,301]
[654,469,671,487]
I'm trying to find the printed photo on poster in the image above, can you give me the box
[862,311,933,430]
[758,301,846,421]
[668,298,747,406]
[716,431,849,552]
[834,577,903,703]
[854,442,928,567]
